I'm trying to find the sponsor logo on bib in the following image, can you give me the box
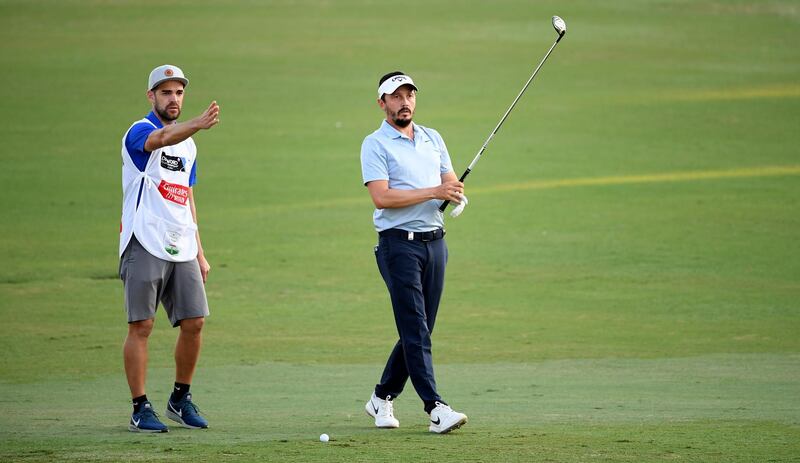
[160,154,186,172]
[165,231,181,256]
[158,180,189,205]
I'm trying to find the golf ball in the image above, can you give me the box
[319,433,329,442]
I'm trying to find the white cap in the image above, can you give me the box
[147,64,189,91]
[377,74,417,98]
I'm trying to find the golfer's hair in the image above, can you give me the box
[379,71,405,101]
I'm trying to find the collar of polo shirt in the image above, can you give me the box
[377,75,418,98]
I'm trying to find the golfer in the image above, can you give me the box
[119,64,219,432]
[360,71,468,433]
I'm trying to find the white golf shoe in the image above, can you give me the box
[428,402,467,434]
[365,393,399,428]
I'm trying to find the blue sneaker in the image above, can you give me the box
[129,401,169,433]
[166,393,208,429]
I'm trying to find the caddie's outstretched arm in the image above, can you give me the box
[145,101,220,152]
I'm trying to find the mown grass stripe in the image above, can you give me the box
[666,84,800,102]
[476,165,800,194]
[286,165,800,211]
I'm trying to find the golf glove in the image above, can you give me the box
[449,194,468,218]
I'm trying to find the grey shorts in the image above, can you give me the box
[119,236,210,327]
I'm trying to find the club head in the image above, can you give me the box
[552,16,566,37]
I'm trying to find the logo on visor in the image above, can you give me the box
[391,76,407,82]
[160,154,186,172]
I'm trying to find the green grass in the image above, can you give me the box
[1,0,799,461]
[2,357,799,461]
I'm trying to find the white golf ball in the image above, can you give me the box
[319,433,330,442]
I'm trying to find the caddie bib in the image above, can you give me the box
[119,119,198,262]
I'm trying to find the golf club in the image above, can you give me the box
[440,15,567,212]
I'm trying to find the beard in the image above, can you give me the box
[155,103,181,122]
[393,117,412,128]
[391,108,413,127]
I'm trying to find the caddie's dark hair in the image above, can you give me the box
[379,71,405,101]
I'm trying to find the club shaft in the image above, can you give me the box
[439,33,563,212]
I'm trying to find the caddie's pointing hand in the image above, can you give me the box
[195,101,220,130]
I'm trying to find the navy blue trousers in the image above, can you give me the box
[373,234,448,411]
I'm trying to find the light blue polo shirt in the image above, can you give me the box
[361,120,454,232]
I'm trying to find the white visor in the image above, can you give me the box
[377,75,418,98]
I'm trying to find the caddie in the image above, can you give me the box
[119,64,219,433]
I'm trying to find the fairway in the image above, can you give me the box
[1,1,799,462]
